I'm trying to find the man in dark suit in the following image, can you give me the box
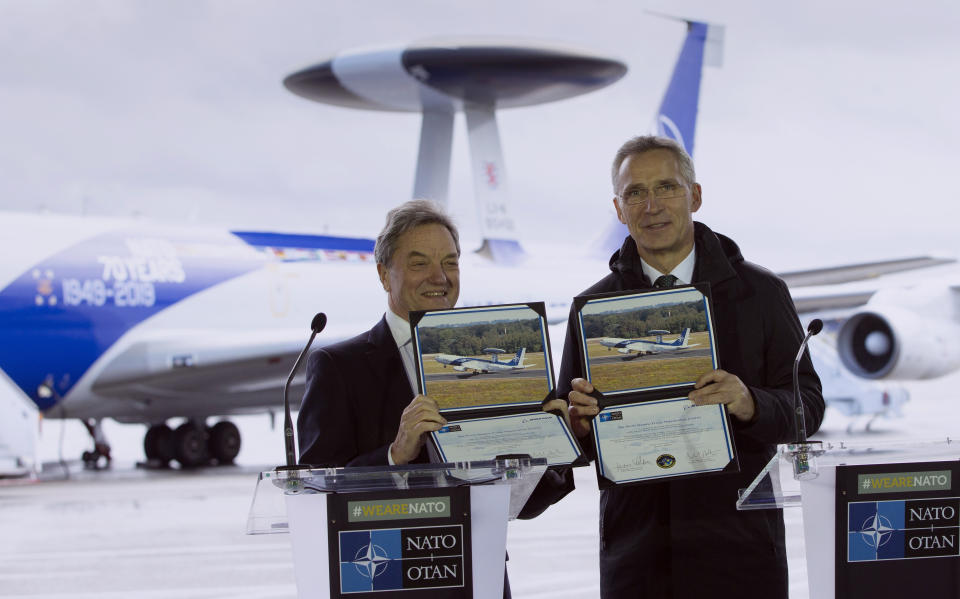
[559,136,823,598]
[297,200,573,597]
[298,200,458,468]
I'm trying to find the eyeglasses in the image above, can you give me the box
[618,182,686,206]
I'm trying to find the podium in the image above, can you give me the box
[737,438,960,599]
[247,457,547,598]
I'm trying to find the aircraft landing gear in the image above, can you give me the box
[81,418,112,470]
[208,421,241,465]
[142,419,242,469]
[143,423,175,468]
[173,421,209,468]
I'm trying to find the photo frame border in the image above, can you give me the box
[410,301,555,414]
[573,284,719,404]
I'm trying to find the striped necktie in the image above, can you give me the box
[654,274,678,288]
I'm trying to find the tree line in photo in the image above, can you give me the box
[418,320,544,355]
[582,301,707,339]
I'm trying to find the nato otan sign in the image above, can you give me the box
[338,525,466,593]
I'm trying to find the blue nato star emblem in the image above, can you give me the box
[860,513,895,549]
[352,542,391,580]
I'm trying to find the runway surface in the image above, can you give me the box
[426,367,547,382]
[3,371,960,598]
[588,348,711,365]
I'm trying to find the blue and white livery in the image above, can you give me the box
[600,328,698,356]
[435,348,529,375]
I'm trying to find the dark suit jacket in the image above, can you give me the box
[298,316,423,467]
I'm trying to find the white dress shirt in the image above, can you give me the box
[639,244,696,285]
[384,309,419,466]
[385,308,419,394]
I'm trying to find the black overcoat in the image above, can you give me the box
[557,222,824,598]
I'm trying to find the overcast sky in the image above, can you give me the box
[2,0,957,271]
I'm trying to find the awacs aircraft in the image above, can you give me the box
[600,328,698,355]
[0,35,628,473]
[435,348,529,375]
[0,17,940,474]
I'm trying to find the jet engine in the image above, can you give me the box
[617,348,631,354]
[837,305,960,380]
[453,366,466,372]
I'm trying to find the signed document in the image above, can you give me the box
[430,412,580,467]
[593,397,734,484]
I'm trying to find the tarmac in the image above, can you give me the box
[3,369,959,598]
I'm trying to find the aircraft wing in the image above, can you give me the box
[785,256,958,313]
[81,329,349,421]
[780,255,956,288]
[789,290,876,314]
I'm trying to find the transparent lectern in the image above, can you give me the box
[247,457,547,598]
[736,438,960,599]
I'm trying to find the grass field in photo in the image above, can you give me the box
[587,332,713,393]
[426,377,548,410]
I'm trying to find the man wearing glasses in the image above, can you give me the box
[557,136,823,598]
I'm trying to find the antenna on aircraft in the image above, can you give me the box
[283,39,626,265]
[482,347,507,362]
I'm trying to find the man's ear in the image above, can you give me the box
[613,197,627,224]
[376,262,390,292]
[690,183,703,213]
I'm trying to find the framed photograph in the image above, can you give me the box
[410,302,583,467]
[575,285,718,398]
[572,285,737,486]
[412,303,553,412]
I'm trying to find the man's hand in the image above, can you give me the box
[390,394,446,465]
[567,378,599,438]
[541,398,571,427]
[689,369,755,422]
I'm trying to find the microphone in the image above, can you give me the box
[791,318,822,479]
[280,312,327,469]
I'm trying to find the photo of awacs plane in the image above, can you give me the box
[434,348,530,376]
[414,304,553,410]
[578,288,717,393]
[600,328,699,357]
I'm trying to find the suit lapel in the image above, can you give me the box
[365,316,415,426]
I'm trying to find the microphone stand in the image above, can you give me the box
[275,313,327,492]
[789,319,824,480]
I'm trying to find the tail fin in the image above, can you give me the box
[465,105,526,266]
[674,328,691,346]
[654,19,724,156]
[596,18,724,256]
[511,347,526,366]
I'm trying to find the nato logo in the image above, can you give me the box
[339,529,403,593]
[848,499,960,562]
[849,501,906,562]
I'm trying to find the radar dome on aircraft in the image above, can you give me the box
[283,38,627,112]
[283,39,627,265]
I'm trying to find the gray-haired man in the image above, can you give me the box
[298,199,460,468]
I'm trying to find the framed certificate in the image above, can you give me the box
[410,302,584,467]
[573,285,738,487]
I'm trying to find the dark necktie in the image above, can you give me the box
[654,274,678,288]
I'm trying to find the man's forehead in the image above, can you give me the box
[396,224,458,253]
[618,149,681,181]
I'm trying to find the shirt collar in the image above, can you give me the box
[640,244,696,285]
[385,308,412,348]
